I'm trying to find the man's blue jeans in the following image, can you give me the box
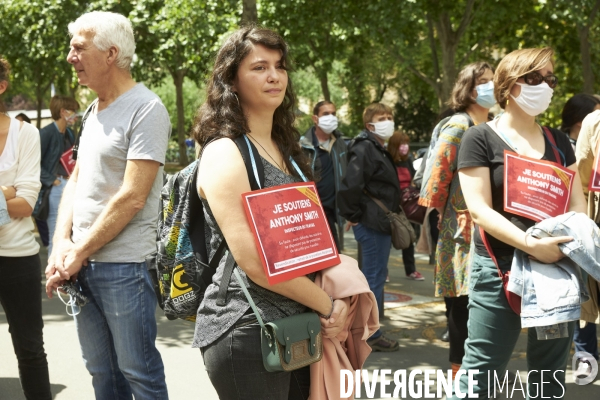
[353,223,391,339]
[74,261,168,400]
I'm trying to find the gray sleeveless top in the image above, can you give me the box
[192,157,313,348]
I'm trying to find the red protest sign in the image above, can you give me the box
[242,182,340,285]
[504,150,574,222]
[588,140,600,192]
[59,147,76,176]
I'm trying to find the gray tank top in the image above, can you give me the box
[192,157,313,348]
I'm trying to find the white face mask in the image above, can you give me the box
[317,114,338,134]
[369,120,395,140]
[510,82,553,116]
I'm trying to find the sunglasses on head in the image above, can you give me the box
[520,71,558,89]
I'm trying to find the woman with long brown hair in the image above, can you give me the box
[419,61,494,376]
[0,58,51,399]
[191,27,350,399]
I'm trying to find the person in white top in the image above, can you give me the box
[0,58,51,399]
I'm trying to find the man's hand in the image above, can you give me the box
[46,239,87,298]
[61,247,88,279]
[320,298,351,338]
[45,272,66,298]
[46,238,75,280]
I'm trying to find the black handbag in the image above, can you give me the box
[32,185,51,220]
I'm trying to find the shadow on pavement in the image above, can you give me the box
[0,378,66,400]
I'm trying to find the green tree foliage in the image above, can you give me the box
[129,0,238,165]
[4,0,600,157]
[262,0,354,103]
[0,0,84,127]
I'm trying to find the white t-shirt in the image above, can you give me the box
[0,118,41,257]
[72,84,171,262]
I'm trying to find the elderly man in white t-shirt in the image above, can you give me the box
[45,12,170,399]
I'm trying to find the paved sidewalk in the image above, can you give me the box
[1,231,598,399]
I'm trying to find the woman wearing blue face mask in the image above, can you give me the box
[450,47,587,398]
[418,61,494,376]
[338,103,400,352]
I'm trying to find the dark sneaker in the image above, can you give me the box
[367,335,399,352]
[407,271,425,281]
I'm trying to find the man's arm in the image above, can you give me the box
[54,159,160,279]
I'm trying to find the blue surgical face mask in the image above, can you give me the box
[475,81,496,109]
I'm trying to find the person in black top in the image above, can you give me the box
[38,95,79,254]
[300,100,348,251]
[448,47,587,399]
[388,130,423,281]
[560,93,600,150]
[338,102,400,352]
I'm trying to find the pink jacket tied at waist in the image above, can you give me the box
[309,254,380,400]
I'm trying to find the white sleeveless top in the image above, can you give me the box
[0,118,20,171]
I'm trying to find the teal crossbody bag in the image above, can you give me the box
[233,266,323,372]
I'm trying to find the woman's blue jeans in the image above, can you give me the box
[74,261,168,400]
[353,223,391,339]
[47,176,67,255]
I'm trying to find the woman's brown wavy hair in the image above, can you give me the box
[192,26,312,180]
[0,57,10,114]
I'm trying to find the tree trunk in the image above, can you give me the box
[35,85,44,129]
[579,25,594,94]
[318,70,331,102]
[241,0,258,25]
[173,70,189,166]
[439,42,458,106]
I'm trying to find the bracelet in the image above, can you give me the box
[317,296,334,319]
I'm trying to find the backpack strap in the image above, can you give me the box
[213,135,265,305]
[234,135,265,190]
[72,99,97,161]
[542,126,565,167]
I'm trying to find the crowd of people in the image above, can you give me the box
[0,9,599,400]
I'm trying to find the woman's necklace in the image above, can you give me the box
[247,134,286,172]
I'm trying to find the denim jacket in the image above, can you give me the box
[0,191,9,226]
[508,212,600,337]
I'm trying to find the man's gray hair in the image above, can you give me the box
[68,11,135,70]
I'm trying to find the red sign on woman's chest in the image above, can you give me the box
[504,150,574,221]
[242,182,340,285]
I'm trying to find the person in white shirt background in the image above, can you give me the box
[0,57,51,399]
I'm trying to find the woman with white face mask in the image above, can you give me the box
[449,48,587,399]
[337,103,400,352]
[419,61,494,377]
